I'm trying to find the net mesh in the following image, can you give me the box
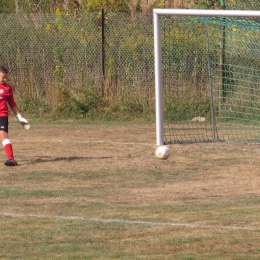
[161,15,260,144]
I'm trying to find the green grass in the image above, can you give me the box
[0,123,260,259]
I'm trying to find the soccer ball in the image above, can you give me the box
[155,145,171,160]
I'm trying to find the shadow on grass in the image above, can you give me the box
[31,156,112,163]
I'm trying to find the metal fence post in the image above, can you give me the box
[102,8,105,97]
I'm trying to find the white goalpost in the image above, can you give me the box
[154,9,260,146]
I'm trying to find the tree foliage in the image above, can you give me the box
[0,0,15,13]
[0,0,143,13]
[188,0,220,9]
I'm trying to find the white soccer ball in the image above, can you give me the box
[155,145,171,160]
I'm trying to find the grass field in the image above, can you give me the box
[1,121,260,259]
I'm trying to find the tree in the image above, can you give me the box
[188,0,220,9]
[0,0,15,13]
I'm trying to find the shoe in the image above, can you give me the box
[4,158,18,166]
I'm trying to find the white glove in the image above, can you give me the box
[16,113,30,130]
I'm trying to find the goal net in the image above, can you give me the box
[154,9,260,145]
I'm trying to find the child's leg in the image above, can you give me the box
[0,129,14,159]
[2,138,14,159]
[0,117,18,166]
[0,130,17,166]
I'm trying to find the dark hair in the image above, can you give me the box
[0,66,9,74]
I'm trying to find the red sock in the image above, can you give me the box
[2,139,14,159]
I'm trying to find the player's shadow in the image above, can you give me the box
[31,156,112,164]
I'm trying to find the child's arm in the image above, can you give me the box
[11,106,31,130]
[11,106,19,116]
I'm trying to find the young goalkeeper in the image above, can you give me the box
[0,65,30,166]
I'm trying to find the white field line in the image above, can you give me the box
[15,139,260,151]
[18,139,155,146]
[75,140,155,146]
[0,212,259,231]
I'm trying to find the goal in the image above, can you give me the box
[154,9,260,146]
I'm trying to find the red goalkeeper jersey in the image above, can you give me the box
[0,83,17,117]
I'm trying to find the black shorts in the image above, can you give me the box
[0,117,8,133]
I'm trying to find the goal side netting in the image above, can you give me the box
[154,9,260,145]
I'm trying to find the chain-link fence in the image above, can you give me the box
[225,1,260,10]
[0,12,155,118]
[2,0,260,13]
[0,1,259,118]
